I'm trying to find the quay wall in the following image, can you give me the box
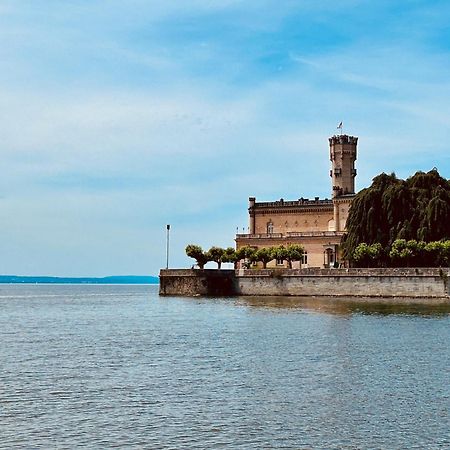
[236,268,450,299]
[159,269,236,296]
[159,268,450,300]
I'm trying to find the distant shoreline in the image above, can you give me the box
[0,275,159,285]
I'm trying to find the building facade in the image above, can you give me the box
[235,134,358,268]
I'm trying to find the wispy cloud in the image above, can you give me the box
[0,0,449,275]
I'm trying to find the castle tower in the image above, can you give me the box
[329,134,358,232]
[329,134,358,198]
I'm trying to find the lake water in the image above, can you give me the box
[1,284,449,449]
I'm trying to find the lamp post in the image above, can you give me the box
[166,224,170,269]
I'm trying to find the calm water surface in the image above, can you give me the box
[0,284,449,449]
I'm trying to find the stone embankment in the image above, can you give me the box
[159,268,450,302]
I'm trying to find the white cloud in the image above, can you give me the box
[0,0,449,275]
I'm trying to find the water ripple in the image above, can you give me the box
[0,284,449,448]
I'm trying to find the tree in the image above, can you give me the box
[222,247,238,265]
[353,243,383,267]
[389,239,427,267]
[424,240,450,267]
[271,245,288,266]
[207,246,226,269]
[185,244,210,269]
[343,169,450,263]
[285,244,305,269]
[255,247,274,269]
[236,246,257,268]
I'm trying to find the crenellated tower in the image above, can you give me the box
[329,134,358,198]
[329,134,358,232]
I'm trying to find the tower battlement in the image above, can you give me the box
[329,134,358,199]
[329,135,358,145]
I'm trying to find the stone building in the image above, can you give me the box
[235,134,358,268]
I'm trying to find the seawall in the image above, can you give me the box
[159,269,236,296]
[159,268,450,301]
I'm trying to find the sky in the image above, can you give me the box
[1,0,450,276]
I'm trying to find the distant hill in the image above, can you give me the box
[0,275,159,284]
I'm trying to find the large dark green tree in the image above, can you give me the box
[343,169,450,263]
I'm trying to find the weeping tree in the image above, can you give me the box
[343,169,450,264]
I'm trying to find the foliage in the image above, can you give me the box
[222,247,238,264]
[255,247,274,269]
[351,239,450,268]
[236,246,257,268]
[271,245,288,265]
[185,244,210,269]
[344,169,450,262]
[236,246,255,260]
[271,244,305,268]
[236,244,305,269]
[207,246,226,269]
[285,244,305,268]
[424,240,450,267]
[389,239,424,267]
[353,243,383,267]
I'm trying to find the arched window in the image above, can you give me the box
[267,222,274,234]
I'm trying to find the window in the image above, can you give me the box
[276,258,284,266]
[301,252,308,265]
[267,222,274,234]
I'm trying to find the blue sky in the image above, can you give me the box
[1,0,450,276]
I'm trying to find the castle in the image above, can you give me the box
[235,134,358,268]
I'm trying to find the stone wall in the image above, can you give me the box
[159,269,236,296]
[160,268,450,300]
[236,268,450,299]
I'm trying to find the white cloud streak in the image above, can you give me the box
[0,0,449,275]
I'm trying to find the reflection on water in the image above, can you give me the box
[0,285,449,449]
[237,295,450,316]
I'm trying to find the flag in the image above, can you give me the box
[337,121,343,129]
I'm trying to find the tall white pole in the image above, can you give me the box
[166,224,170,269]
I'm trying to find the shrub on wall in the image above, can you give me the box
[352,239,450,268]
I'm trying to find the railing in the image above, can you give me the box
[236,233,283,239]
[236,231,345,239]
[287,231,344,237]
[254,199,332,208]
